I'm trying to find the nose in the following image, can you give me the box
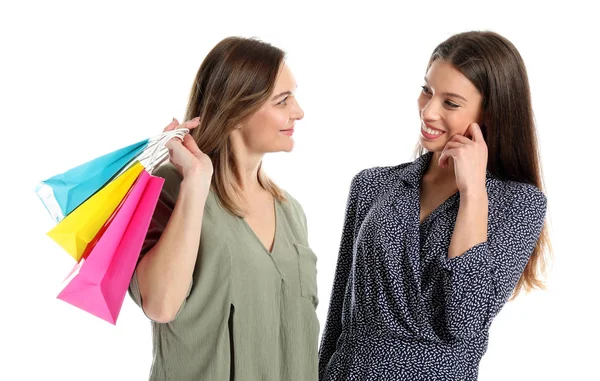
[291,97,304,121]
[420,97,441,122]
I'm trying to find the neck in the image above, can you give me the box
[424,151,456,184]
[235,156,263,193]
[230,135,265,195]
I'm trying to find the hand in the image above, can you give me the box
[438,123,488,196]
[163,117,213,186]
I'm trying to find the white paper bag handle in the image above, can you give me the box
[144,128,189,173]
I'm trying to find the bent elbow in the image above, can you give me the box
[142,299,180,323]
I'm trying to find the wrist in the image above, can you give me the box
[460,187,488,201]
[181,169,211,193]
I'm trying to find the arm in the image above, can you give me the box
[441,185,547,339]
[318,174,361,379]
[129,117,213,323]
[439,122,489,260]
[131,169,208,323]
[448,191,488,259]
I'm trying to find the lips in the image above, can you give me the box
[422,122,445,135]
[421,122,446,140]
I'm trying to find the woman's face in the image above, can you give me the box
[238,63,304,154]
[417,59,483,152]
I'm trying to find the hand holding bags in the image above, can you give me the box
[37,128,188,324]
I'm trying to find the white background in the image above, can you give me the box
[1,1,598,380]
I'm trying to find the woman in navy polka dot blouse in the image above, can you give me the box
[318,31,550,380]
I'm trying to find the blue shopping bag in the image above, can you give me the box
[36,139,149,222]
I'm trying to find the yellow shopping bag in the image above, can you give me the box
[47,162,144,261]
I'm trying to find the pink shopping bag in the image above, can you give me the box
[57,170,165,324]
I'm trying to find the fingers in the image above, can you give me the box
[448,134,472,144]
[466,123,484,142]
[164,116,200,133]
[163,118,179,132]
[442,141,463,151]
[165,128,202,157]
[163,116,203,158]
[182,133,202,155]
[440,137,468,167]
[438,154,449,169]
[438,148,461,168]
[181,117,201,131]
[164,135,182,152]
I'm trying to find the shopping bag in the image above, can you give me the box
[36,139,149,222]
[56,170,164,324]
[46,162,144,261]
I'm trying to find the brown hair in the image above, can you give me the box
[420,31,551,298]
[184,37,286,216]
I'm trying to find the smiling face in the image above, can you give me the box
[239,63,304,154]
[417,59,483,152]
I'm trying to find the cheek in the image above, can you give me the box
[269,109,289,129]
[417,94,427,113]
[447,112,475,135]
[248,109,283,131]
[246,110,289,146]
[254,108,288,132]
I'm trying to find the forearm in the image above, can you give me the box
[136,176,208,322]
[448,191,488,259]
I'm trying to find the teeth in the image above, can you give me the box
[422,125,443,135]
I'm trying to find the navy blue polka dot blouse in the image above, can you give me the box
[318,152,547,381]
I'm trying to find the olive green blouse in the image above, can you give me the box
[129,163,319,380]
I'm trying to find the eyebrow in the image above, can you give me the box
[271,91,293,101]
[424,77,468,102]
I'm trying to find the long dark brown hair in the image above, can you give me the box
[184,37,286,216]
[420,31,551,298]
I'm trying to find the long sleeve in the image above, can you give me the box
[318,173,361,379]
[440,183,547,339]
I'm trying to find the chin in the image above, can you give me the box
[280,137,295,153]
[266,142,294,154]
[419,136,446,153]
[281,143,294,153]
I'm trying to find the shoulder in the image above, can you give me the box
[489,177,547,217]
[353,164,408,183]
[280,189,309,242]
[151,163,220,220]
[350,162,413,196]
[153,161,181,181]
[152,162,183,200]
[281,189,306,222]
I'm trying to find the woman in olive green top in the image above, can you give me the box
[128,37,319,380]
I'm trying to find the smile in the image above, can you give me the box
[421,124,445,140]
[421,125,444,135]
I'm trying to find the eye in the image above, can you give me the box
[277,96,288,106]
[421,85,432,95]
[445,100,459,108]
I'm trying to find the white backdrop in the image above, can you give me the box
[1,1,598,380]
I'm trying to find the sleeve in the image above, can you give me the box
[439,184,547,339]
[128,164,183,309]
[318,172,362,380]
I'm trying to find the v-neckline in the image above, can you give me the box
[418,172,460,226]
[240,198,279,255]
[418,191,459,227]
